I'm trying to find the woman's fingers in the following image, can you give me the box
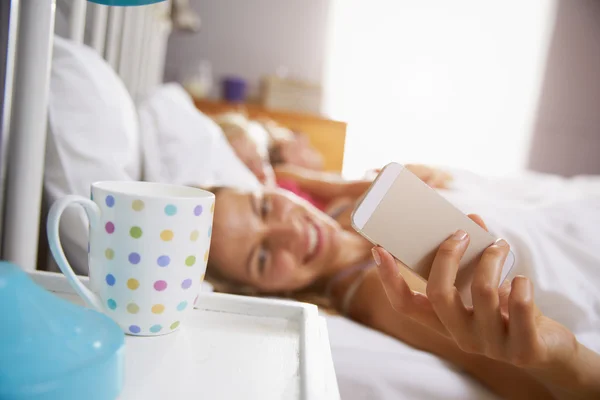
[507,276,539,366]
[426,230,473,350]
[471,240,511,357]
[373,247,448,335]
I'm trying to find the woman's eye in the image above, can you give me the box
[258,246,269,275]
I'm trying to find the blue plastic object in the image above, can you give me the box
[87,0,165,6]
[0,262,125,400]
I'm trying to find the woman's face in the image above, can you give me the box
[210,188,343,292]
[278,134,324,171]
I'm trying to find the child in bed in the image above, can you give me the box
[258,118,325,171]
[214,112,452,222]
[204,176,600,399]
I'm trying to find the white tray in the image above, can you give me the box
[29,271,340,400]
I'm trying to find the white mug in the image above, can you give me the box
[47,181,215,336]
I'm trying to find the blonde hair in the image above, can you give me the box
[204,260,336,312]
[215,112,274,161]
[213,112,250,140]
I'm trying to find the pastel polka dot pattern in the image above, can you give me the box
[164,204,177,216]
[131,199,144,211]
[152,304,165,314]
[160,230,174,241]
[105,195,115,208]
[127,278,139,290]
[127,303,139,314]
[96,193,214,335]
[129,226,142,239]
[157,255,170,267]
[128,252,141,264]
[185,256,196,267]
[181,278,192,289]
[105,274,116,286]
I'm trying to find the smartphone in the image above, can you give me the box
[351,162,514,303]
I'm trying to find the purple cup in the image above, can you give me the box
[222,77,247,103]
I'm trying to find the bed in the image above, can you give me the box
[2,2,599,400]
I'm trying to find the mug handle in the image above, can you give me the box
[47,195,104,312]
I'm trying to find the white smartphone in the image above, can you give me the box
[351,162,514,304]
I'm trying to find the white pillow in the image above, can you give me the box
[247,121,271,159]
[45,36,142,274]
[137,83,260,190]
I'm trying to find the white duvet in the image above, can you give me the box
[326,170,600,400]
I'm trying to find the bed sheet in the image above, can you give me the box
[324,314,498,400]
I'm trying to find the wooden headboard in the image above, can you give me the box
[193,99,347,173]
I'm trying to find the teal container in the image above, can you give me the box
[0,262,125,400]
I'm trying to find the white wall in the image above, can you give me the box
[325,0,558,178]
[528,0,600,176]
[164,0,331,99]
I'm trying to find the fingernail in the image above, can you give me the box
[371,247,381,266]
[495,239,508,247]
[452,230,468,241]
[513,275,533,298]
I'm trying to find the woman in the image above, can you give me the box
[207,174,600,399]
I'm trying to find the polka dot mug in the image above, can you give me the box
[47,181,215,336]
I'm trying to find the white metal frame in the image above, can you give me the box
[1,0,172,270]
[3,0,56,271]
[90,3,108,54]
[69,0,87,44]
[0,0,20,247]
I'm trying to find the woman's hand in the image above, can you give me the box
[405,164,453,189]
[367,164,452,189]
[372,215,600,396]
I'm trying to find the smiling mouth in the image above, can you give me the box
[304,218,322,264]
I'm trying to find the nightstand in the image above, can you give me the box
[29,271,340,400]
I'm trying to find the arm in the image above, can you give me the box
[274,165,370,200]
[274,163,451,201]
[370,221,600,399]
[347,268,554,399]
